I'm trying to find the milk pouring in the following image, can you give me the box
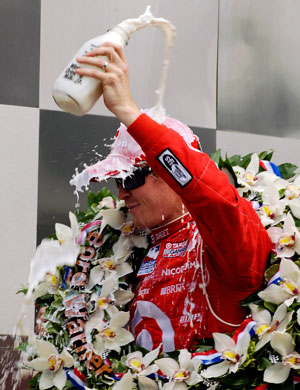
[52,6,176,116]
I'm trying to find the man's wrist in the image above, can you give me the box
[114,104,141,127]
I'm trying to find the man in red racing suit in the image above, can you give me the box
[76,43,272,353]
[126,114,272,352]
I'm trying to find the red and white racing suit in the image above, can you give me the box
[127,114,272,352]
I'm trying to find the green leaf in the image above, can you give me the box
[210,149,222,165]
[257,356,272,371]
[87,191,97,209]
[264,264,280,283]
[16,284,28,295]
[263,301,277,313]
[258,149,274,161]
[239,152,254,168]
[278,163,298,180]
[240,290,261,306]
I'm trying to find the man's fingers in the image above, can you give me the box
[77,55,107,70]
[85,43,126,66]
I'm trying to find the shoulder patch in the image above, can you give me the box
[157,148,193,187]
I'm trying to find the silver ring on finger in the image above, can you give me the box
[103,60,109,72]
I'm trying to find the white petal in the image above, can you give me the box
[247,153,259,175]
[93,337,105,355]
[267,227,282,244]
[132,234,148,249]
[273,303,288,323]
[255,334,272,351]
[186,371,203,386]
[110,311,130,329]
[55,223,72,242]
[213,333,235,352]
[112,235,133,261]
[263,362,290,384]
[141,364,159,376]
[35,339,58,358]
[39,370,54,390]
[283,213,296,234]
[86,266,104,290]
[113,372,133,390]
[27,357,49,371]
[114,289,134,306]
[85,312,104,333]
[178,349,191,370]
[236,332,250,360]
[59,349,74,368]
[33,282,50,299]
[53,368,67,390]
[249,304,271,324]
[202,361,229,378]
[143,344,161,367]
[258,284,291,304]
[155,358,179,376]
[114,328,135,346]
[280,258,300,282]
[69,211,79,236]
[138,375,158,390]
[101,272,118,296]
[116,262,133,278]
[276,310,293,332]
[100,209,126,232]
[297,308,300,326]
[270,331,294,356]
[289,199,300,219]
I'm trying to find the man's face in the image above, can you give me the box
[118,174,182,229]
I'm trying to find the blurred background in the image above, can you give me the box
[1,1,300,383]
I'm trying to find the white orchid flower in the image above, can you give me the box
[92,311,134,355]
[155,349,202,389]
[126,344,160,375]
[88,256,133,290]
[250,303,293,350]
[98,196,116,209]
[202,332,250,378]
[97,208,126,233]
[112,234,148,263]
[281,176,300,219]
[267,213,300,258]
[112,372,134,390]
[233,154,279,196]
[258,183,286,227]
[126,345,161,390]
[264,331,300,383]
[233,154,260,194]
[33,272,61,299]
[86,272,119,324]
[27,339,74,390]
[55,211,79,244]
[27,213,80,297]
[258,258,300,306]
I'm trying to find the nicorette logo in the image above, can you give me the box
[161,260,199,277]
[157,149,193,187]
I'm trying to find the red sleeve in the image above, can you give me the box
[127,114,272,291]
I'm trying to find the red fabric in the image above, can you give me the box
[128,114,272,352]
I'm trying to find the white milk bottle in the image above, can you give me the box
[52,6,176,116]
[52,25,130,116]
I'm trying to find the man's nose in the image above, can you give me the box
[118,185,131,200]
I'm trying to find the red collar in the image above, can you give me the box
[149,213,192,244]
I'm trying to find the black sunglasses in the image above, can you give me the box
[115,166,152,191]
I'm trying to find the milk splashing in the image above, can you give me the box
[70,5,175,196]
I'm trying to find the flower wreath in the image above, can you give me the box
[20,149,300,390]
